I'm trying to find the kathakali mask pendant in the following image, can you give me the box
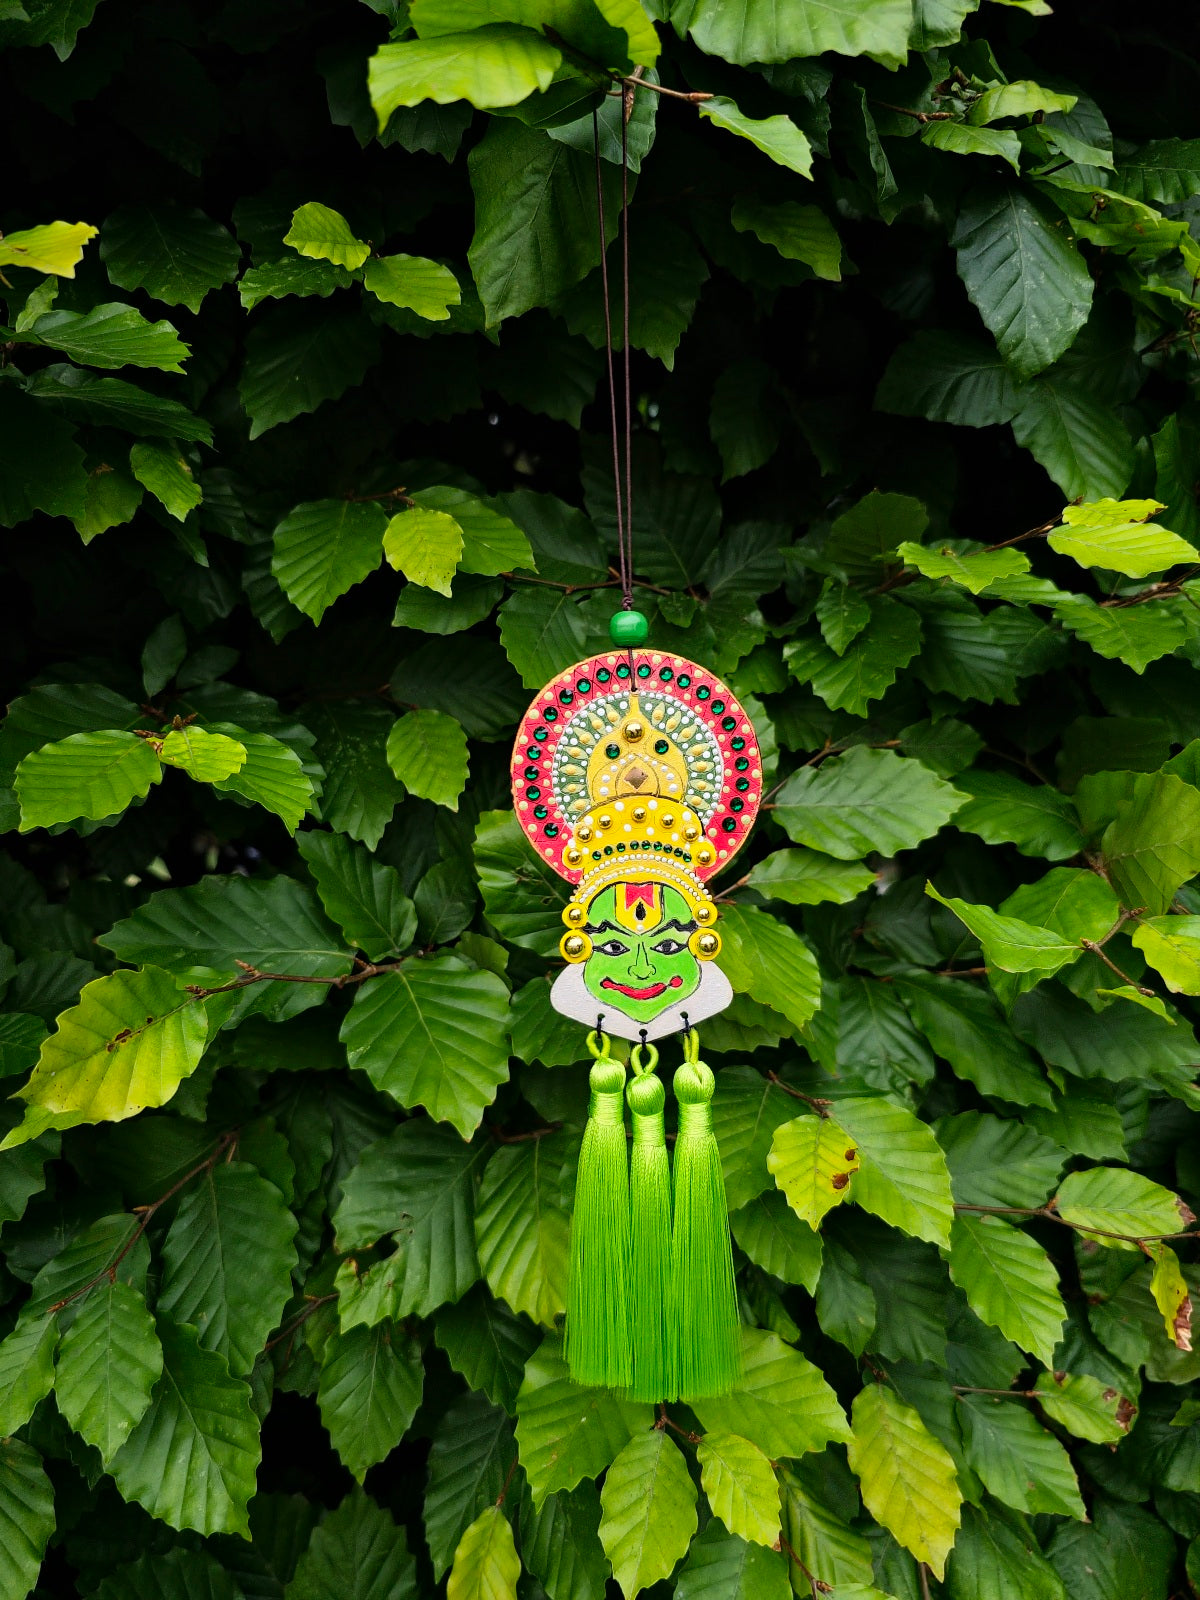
[511,643,763,1401]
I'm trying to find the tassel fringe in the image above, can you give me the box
[626,1053,673,1402]
[565,1041,632,1388]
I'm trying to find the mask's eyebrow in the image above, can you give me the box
[654,920,696,935]
[585,920,623,935]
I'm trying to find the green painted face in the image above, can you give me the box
[581,882,701,1023]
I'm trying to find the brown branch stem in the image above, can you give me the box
[264,1293,338,1353]
[954,1201,1198,1245]
[768,1072,831,1117]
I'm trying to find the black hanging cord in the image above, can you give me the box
[592,99,635,612]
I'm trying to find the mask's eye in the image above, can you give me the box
[594,939,630,956]
[652,938,687,955]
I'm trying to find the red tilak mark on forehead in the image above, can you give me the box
[623,883,657,909]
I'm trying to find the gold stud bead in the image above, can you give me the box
[661,813,675,826]
[697,844,714,866]
[684,823,699,841]
[578,826,592,842]
[632,806,647,822]
[564,846,583,867]
[598,814,612,829]
[696,931,720,957]
[624,721,644,741]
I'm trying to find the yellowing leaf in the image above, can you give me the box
[847,1386,962,1579]
[1150,1244,1193,1350]
[767,1113,860,1229]
[0,219,98,276]
[696,1431,780,1548]
[1048,498,1196,576]
[158,726,247,783]
[447,1505,521,1600]
[284,201,370,270]
[384,506,465,595]
[1132,917,1200,995]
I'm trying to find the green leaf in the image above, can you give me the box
[847,1385,962,1579]
[497,586,587,688]
[922,119,1023,173]
[952,183,1093,378]
[0,1440,54,1600]
[779,1457,876,1591]
[447,1506,520,1600]
[363,254,461,319]
[0,1312,57,1439]
[436,1286,539,1413]
[896,540,1031,594]
[936,1111,1065,1209]
[370,26,562,121]
[1048,498,1195,576]
[1132,915,1200,993]
[815,579,871,655]
[876,330,1026,429]
[384,508,464,595]
[15,729,161,831]
[209,725,316,833]
[767,1113,860,1229]
[730,200,839,279]
[515,1336,650,1507]
[55,1278,163,1464]
[92,1547,242,1600]
[30,302,190,372]
[948,1214,1065,1366]
[711,1065,804,1213]
[784,595,923,716]
[425,1393,514,1580]
[468,120,616,325]
[946,1504,1068,1600]
[239,302,380,438]
[675,1522,790,1600]
[99,875,353,1024]
[333,1122,485,1317]
[731,1190,823,1290]
[159,1161,298,1375]
[100,203,241,313]
[519,1480,608,1600]
[897,973,1053,1107]
[1012,980,1196,1084]
[1089,771,1200,913]
[958,1394,1084,1518]
[716,903,821,1033]
[774,746,965,860]
[1055,1166,1192,1248]
[284,202,370,270]
[748,849,875,907]
[386,709,470,811]
[1115,137,1200,203]
[1054,593,1188,674]
[475,1133,571,1325]
[925,883,1080,977]
[1010,376,1134,501]
[833,1096,955,1247]
[951,770,1084,861]
[340,956,511,1138]
[691,1329,850,1458]
[109,1317,260,1537]
[238,253,353,309]
[696,97,813,178]
[674,0,912,68]
[697,1431,780,1548]
[1048,1501,1175,1600]
[317,1321,423,1482]
[0,385,88,526]
[287,1490,417,1600]
[158,725,246,782]
[0,218,97,274]
[2,966,208,1148]
[297,830,416,960]
[599,1430,698,1600]
[303,702,403,850]
[474,808,570,957]
[1031,1370,1133,1444]
[26,363,213,441]
[129,440,202,521]
[271,499,387,624]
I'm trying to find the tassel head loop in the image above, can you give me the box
[626,1041,673,1403]
[670,1037,741,1401]
[565,1032,632,1389]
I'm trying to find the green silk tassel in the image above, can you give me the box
[669,1035,740,1400]
[565,1035,632,1388]
[626,1044,673,1402]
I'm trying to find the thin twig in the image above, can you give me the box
[954,1201,1198,1245]
[264,1293,338,1353]
[1079,938,1155,996]
[953,1385,1034,1398]
[492,1123,562,1143]
[871,101,954,123]
[919,1562,932,1600]
[496,1456,520,1507]
[767,1072,831,1117]
[656,1402,701,1442]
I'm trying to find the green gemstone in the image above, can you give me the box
[609,609,650,646]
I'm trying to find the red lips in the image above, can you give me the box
[600,976,684,1000]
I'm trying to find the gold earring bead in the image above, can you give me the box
[562,934,588,960]
[565,904,585,925]
[694,903,715,924]
[696,931,720,957]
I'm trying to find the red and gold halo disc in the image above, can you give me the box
[510,649,763,885]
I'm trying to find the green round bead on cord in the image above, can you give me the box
[609,608,650,646]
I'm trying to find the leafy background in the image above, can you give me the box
[3,0,1200,1596]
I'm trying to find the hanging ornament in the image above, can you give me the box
[509,641,762,1399]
